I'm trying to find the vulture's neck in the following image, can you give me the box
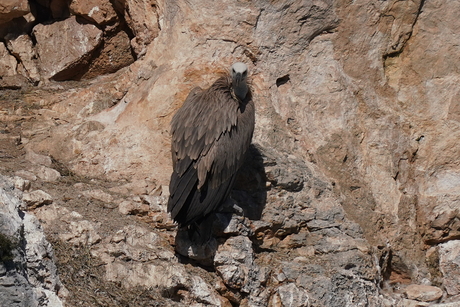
[233,82,248,101]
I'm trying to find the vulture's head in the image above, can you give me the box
[231,62,249,101]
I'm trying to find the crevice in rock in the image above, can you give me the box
[276,74,290,87]
[0,232,17,263]
[383,0,426,60]
[28,0,52,24]
[28,0,71,24]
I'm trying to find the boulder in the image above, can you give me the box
[269,283,310,307]
[32,16,103,80]
[23,190,53,209]
[34,166,61,182]
[0,42,17,77]
[214,236,261,294]
[0,0,29,24]
[81,30,135,79]
[112,0,160,55]
[404,284,443,302]
[0,176,63,307]
[25,148,52,166]
[6,34,40,82]
[439,240,460,296]
[70,0,118,26]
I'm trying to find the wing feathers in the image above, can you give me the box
[168,75,255,227]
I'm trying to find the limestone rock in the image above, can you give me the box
[439,240,460,296]
[32,16,103,80]
[140,194,167,211]
[0,42,17,77]
[11,176,31,191]
[431,302,460,307]
[82,188,114,203]
[34,166,61,182]
[404,284,443,302]
[25,148,52,166]
[218,214,253,237]
[0,176,63,307]
[59,215,102,246]
[0,0,29,24]
[70,0,118,25]
[5,34,40,82]
[269,283,310,307]
[398,299,429,307]
[0,74,29,89]
[118,199,149,215]
[112,0,160,55]
[81,30,135,79]
[214,236,261,294]
[89,224,229,304]
[23,190,53,209]
[91,225,171,265]
[190,275,231,306]
[264,153,310,192]
[4,0,460,305]
[15,170,37,181]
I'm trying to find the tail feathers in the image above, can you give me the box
[168,165,198,220]
[185,217,215,245]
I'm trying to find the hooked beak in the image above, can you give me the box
[234,72,242,86]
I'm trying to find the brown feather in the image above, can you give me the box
[168,71,255,228]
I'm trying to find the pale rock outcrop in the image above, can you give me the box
[59,213,102,246]
[0,42,17,76]
[11,176,31,192]
[0,176,63,307]
[14,170,37,181]
[214,236,260,293]
[70,0,118,26]
[0,74,29,89]
[23,190,53,209]
[34,165,61,182]
[3,0,460,305]
[269,283,310,307]
[5,34,40,82]
[0,0,29,24]
[32,16,103,80]
[23,149,61,181]
[25,148,52,167]
[90,225,231,305]
[439,241,460,296]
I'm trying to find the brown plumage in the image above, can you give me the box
[168,63,255,241]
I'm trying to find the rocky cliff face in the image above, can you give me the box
[0,176,63,307]
[1,0,460,306]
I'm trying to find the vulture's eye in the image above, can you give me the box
[232,68,235,73]
[242,71,247,76]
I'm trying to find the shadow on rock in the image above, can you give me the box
[232,143,268,220]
